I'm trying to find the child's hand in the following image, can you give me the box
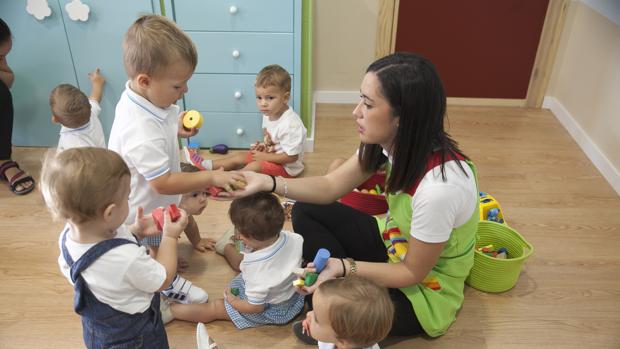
[210,170,246,194]
[162,208,188,239]
[193,237,216,252]
[250,150,270,162]
[132,207,160,237]
[178,111,199,138]
[224,287,240,304]
[88,68,105,86]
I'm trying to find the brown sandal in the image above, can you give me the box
[0,160,35,195]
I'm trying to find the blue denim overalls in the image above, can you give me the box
[61,230,169,349]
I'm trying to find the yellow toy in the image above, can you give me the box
[183,110,204,129]
[479,192,507,225]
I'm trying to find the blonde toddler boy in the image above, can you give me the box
[108,14,244,304]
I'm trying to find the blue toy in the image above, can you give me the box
[313,248,330,273]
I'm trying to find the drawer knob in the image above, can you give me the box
[229,5,238,14]
[232,50,240,58]
[234,91,242,99]
[236,128,244,136]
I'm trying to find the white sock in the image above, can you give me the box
[202,159,213,170]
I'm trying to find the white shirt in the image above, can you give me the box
[262,107,307,176]
[318,342,380,349]
[57,100,106,150]
[108,81,182,224]
[240,230,303,305]
[410,160,477,243]
[58,224,166,314]
[380,148,477,243]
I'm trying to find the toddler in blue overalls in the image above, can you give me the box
[41,147,188,349]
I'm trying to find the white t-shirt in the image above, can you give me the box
[377,148,477,243]
[240,230,303,305]
[57,100,106,150]
[108,81,182,224]
[58,224,166,314]
[409,160,478,243]
[262,107,307,176]
[318,342,380,349]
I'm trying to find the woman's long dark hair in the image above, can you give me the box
[359,52,468,194]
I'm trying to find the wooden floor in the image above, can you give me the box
[1,104,619,348]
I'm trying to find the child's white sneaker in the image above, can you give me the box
[161,275,209,304]
[159,297,174,324]
[215,227,235,255]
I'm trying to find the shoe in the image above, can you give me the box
[215,227,235,255]
[159,297,174,324]
[292,320,318,345]
[183,146,206,170]
[161,275,209,304]
[196,323,218,349]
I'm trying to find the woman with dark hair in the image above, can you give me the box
[237,52,479,339]
[0,17,35,195]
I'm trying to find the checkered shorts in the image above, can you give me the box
[224,274,305,329]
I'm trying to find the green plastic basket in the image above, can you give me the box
[466,221,534,293]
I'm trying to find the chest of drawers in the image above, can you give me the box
[164,0,302,149]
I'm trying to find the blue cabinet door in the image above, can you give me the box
[0,0,76,146]
[60,0,158,143]
[0,0,159,146]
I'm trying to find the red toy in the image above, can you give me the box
[152,204,181,231]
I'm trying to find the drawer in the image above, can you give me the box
[192,112,263,149]
[173,0,293,32]
[190,32,293,74]
[185,74,295,113]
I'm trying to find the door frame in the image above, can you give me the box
[375,0,568,108]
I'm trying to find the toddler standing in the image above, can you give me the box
[51,68,106,150]
[41,147,188,349]
[109,15,244,304]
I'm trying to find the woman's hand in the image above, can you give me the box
[295,258,344,295]
[225,171,271,198]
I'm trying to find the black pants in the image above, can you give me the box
[291,201,424,336]
[0,79,13,160]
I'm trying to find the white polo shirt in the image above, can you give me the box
[240,230,303,305]
[108,81,182,224]
[57,100,106,150]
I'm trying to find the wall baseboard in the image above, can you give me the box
[543,96,620,196]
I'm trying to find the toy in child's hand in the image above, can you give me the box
[151,204,181,231]
[209,144,229,154]
[292,248,331,287]
[230,288,240,296]
[183,110,203,129]
[206,180,247,197]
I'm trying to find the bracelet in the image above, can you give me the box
[340,258,346,278]
[269,174,276,193]
[345,258,357,276]
[278,176,288,198]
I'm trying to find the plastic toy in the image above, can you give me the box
[313,248,330,273]
[421,276,441,291]
[209,144,229,154]
[183,110,203,129]
[206,180,247,197]
[151,204,181,231]
[476,244,510,259]
[479,192,507,225]
[230,288,240,296]
[292,248,331,287]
